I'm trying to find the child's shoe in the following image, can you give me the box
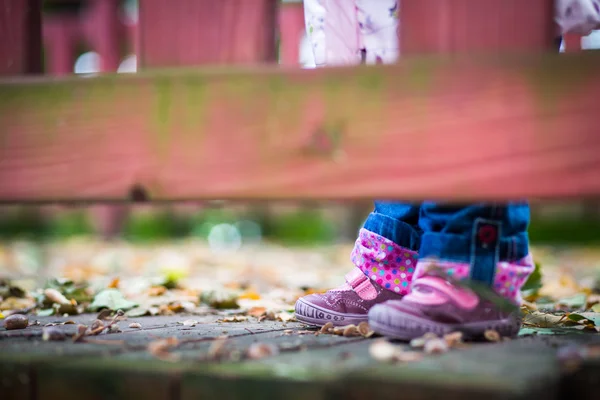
[368,256,534,340]
[295,229,418,326]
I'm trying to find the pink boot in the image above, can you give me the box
[295,229,418,326]
[368,256,535,340]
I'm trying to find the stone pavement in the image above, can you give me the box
[1,314,599,400]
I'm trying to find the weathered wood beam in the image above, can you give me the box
[0,0,43,75]
[0,53,599,203]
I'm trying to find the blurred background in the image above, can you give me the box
[1,0,600,293]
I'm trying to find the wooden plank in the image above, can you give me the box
[138,0,278,68]
[400,0,555,55]
[0,53,599,203]
[0,0,43,75]
[278,1,306,66]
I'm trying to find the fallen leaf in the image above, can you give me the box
[239,291,261,300]
[369,339,397,362]
[200,290,239,309]
[320,322,333,333]
[484,329,501,342]
[44,288,70,305]
[125,307,149,318]
[207,337,229,360]
[343,325,359,337]
[522,311,565,328]
[220,315,248,323]
[276,312,295,322]
[357,321,374,337]
[37,309,54,317]
[96,309,113,320]
[89,319,105,335]
[443,331,464,347]
[248,307,267,317]
[592,304,600,313]
[246,342,279,359]
[148,286,167,297]
[148,337,180,361]
[108,278,120,289]
[42,327,66,341]
[129,322,142,329]
[88,289,138,312]
[522,262,543,292]
[395,350,424,362]
[181,319,199,327]
[557,294,587,309]
[424,338,449,354]
[0,297,36,311]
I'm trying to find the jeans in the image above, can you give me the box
[362,201,530,286]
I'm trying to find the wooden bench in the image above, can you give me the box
[1,0,599,205]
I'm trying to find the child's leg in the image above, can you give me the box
[295,0,422,327]
[369,202,534,339]
[295,200,422,326]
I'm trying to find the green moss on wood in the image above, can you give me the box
[183,76,208,139]
[153,77,173,160]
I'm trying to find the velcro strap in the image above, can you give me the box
[345,268,378,301]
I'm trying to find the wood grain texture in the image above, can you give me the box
[278,2,306,66]
[0,0,42,75]
[138,0,278,68]
[0,53,599,202]
[400,0,555,56]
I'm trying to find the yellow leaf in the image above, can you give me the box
[0,312,4,319]
[248,307,267,317]
[108,278,120,289]
[239,291,261,300]
[592,303,600,313]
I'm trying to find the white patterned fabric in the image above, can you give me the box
[556,0,600,35]
[303,0,600,68]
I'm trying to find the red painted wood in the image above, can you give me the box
[42,15,80,75]
[563,33,583,52]
[85,0,122,72]
[400,0,555,55]
[0,54,599,202]
[137,0,278,68]
[0,0,42,75]
[279,2,305,66]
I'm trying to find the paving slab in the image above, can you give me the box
[1,314,600,400]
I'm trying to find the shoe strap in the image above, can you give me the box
[345,268,378,301]
[409,276,479,310]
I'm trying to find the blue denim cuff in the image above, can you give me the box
[418,218,529,285]
[362,212,421,251]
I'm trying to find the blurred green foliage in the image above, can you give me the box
[0,206,599,246]
[528,217,600,245]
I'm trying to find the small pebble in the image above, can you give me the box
[42,327,66,341]
[129,322,142,329]
[4,314,28,330]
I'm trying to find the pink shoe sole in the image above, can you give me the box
[368,302,522,341]
[295,297,368,327]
